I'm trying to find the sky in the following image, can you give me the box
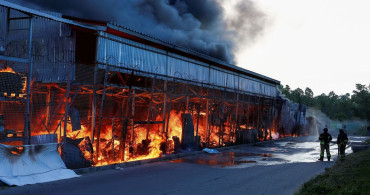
[226,0,370,96]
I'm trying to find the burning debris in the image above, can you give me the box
[64,137,93,169]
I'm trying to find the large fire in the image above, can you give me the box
[1,68,280,167]
[11,101,281,167]
[11,92,281,167]
[31,110,188,166]
[78,110,185,166]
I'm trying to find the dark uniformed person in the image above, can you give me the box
[337,129,349,161]
[318,128,332,161]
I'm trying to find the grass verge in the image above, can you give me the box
[296,149,370,194]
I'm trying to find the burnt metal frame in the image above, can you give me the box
[85,65,279,160]
[23,15,33,145]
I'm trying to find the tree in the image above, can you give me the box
[351,84,370,121]
[315,93,333,118]
[290,88,304,103]
[304,87,314,98]
[279,85,291,98]
[303,87,314,106]
[336,93,354,120]
[279,83,370,121]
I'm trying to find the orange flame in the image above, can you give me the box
[30,102,236,167]
[91,110,186,166]
[0,67,16,73]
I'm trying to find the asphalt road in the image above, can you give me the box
[1,136,363,195]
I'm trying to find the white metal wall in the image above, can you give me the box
[0,7,75,81]
[97,32,277,97]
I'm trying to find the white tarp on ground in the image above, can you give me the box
[0,143,79,186]
[202,148,220,154]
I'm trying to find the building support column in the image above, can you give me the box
[24,16,33,145]
[111,117,115,162]
[165,83,175,142]
[146,77,156,140]
[62,63,71,161]
[195,85,203,138]
[96,67,109,162]
[131,89,136,143]
[219,90,226,146]
[120,88,131,162]
[162,80,167,134]
[91,65,98,143]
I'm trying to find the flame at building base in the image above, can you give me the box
[56,111,186,166]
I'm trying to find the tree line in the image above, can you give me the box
[279,84,370,122]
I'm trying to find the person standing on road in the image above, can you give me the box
[318,128,332,161]
[337,129,349,161]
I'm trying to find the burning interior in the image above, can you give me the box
[0,2,307,168]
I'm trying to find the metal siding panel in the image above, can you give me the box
[95,33,277,92]
[226,74,232,89]
[195,64,209,83]
[21,17,76,82]
[239,77,246,91]
[97,37,106,63]
[234,75,239,90]
[210,68,226,88]
[97,36,167,75]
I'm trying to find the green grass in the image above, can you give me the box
[296,149,370,195]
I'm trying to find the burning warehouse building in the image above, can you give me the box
[0,1,306,168]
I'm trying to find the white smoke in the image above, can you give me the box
[305,107,368,137]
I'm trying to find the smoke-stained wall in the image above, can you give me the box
[8,0,265,64]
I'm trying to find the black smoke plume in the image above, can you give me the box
[9,0,265,64]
